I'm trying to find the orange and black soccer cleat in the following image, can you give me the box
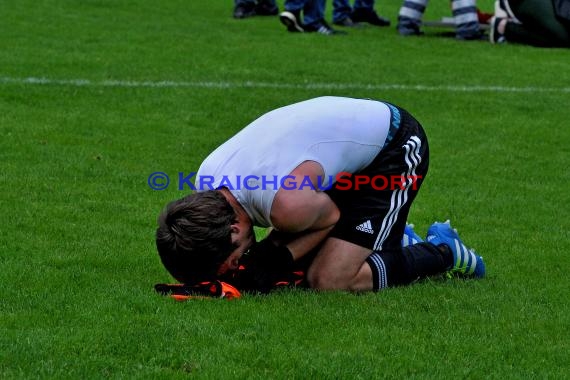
[273,270,306,288]
[154,280,241,301]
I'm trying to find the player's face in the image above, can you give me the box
[217,221,255,275]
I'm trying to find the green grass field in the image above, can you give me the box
[1,0,570,378]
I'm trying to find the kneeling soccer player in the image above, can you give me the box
[155,96,485,293]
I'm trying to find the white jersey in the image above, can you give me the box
[196,96,392,227]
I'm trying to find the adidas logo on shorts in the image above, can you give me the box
[356,220,374,234]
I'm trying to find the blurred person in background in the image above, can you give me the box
[233,0,279,19]
[332,0,390,27]
[397,0,485,40]
[279,0,346,35]
[490,0,570,47]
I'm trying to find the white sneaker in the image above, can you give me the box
[489,17,507,44]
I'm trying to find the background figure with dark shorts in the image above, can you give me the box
[490,0,570,47]
[155,97,485,294]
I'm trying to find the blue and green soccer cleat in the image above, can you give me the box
[426,220,485,278]
[402,223,424,247]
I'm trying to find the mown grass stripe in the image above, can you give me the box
[1,76,569,93]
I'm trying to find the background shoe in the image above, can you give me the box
[397,22,423,36]
[489,17,507,44]
[233,4,256,19]
[305,20,347,35]
[402,224,424,247]
[255,2,278,16]
[279,11,304,32]
[333,17,361,27]
[351,8,390,27]
[426,220,486,278]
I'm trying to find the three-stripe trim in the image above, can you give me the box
[368,253,388,289]
[373,136,422,251]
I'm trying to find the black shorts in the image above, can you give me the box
[326,104,429,253]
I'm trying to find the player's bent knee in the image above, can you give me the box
[307,267,351,290]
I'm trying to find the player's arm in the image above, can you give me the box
[269,160,339,260]
[236,161,338,292]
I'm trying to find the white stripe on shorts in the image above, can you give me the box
[373,136,422,251]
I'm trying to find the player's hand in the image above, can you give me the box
[237,238,294,293]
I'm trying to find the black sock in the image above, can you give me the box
[366,242,452,290]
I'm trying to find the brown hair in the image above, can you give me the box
[156,191,237,283]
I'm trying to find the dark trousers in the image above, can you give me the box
[506,0,570,47]
[235,0,276,7]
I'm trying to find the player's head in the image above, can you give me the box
[155,191,238,283]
